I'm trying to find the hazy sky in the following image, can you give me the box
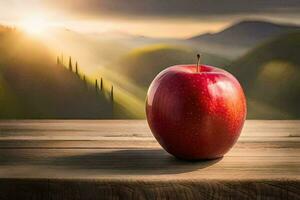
[1,0,300,38]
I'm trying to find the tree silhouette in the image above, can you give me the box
[110,85,114,101]
[95,79,99,93]
[57,56,60,65]
[83,75,87,88]
[61,53,64,65]
[69,57,73,71]
[100,78,103,90]
[75,62,79,75]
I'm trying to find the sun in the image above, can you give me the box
[19,16,48,35]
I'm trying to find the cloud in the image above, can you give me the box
[46,0,300,18]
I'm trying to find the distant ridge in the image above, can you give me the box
[187,20,300,58]
[189,20,300,47]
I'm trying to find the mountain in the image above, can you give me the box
[228,31,300,119]
[0,27,113,119]
[188,20,300,59]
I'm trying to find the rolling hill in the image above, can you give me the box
[188,20,300,59]
[0,27,113,119]
[112,44,230,89]
[228,31,300,119]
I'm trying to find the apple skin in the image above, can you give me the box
[146,65,246,160]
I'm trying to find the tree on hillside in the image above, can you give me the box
[110,86,114,101]
[100,78,103,91]
[95,79,99,93]
[83,75,87,88]
[57,56,60,65]
[69,57,73,71]
[75,62,79,75]
[61,53,64,65]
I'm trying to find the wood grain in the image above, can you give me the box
[0,120,299,200]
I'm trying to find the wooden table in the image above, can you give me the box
[0,120,299,200]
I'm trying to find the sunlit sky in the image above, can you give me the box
[1,0,300,38]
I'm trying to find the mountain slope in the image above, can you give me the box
[0,28,113,119]
[44,28,135,75]
[188,20,300,58]
[228,32,300,119]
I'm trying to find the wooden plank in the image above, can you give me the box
[0,138,299,149]
[0,179,299,200]
[0,147,299,179]
[0,120,299,141]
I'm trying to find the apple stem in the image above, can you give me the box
[196,54,201,73]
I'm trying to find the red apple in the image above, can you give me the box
[146,56,246,160]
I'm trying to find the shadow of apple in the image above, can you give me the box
[50,149,222,175]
